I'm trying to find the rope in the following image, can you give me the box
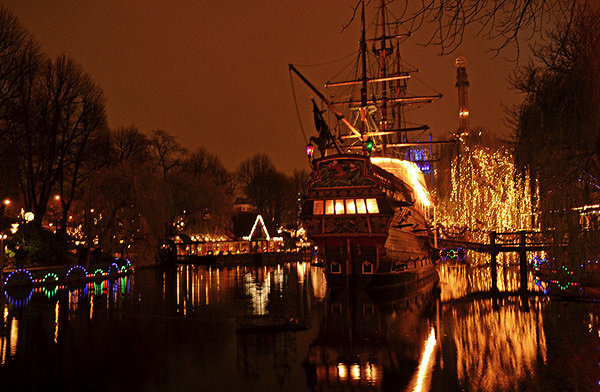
[289,70,308,144]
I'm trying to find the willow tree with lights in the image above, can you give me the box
[436,129,537,244]
[510,5,600,271]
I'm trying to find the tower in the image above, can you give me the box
[455,55,470,132]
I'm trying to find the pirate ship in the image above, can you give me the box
[291,0,441,290]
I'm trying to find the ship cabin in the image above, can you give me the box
[301,155,434,281]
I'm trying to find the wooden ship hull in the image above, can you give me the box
[301,154,438,290]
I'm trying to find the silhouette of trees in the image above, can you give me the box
[149,129,187,177]
[510,6,600,263]
[0,7,42,217]
[0,7,305,264]
[112,125,151,164]
[237,153,296,228]
[386,0,581,56]
[183,147,236,197]
[14,55,109,232]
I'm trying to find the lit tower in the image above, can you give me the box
[455,54,470,131]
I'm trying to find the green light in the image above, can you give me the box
[365,138,374,152]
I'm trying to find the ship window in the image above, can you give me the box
[366,198,379,214]
[356,199,367,214]
[325,200,335,215]
[362,261,373,274]
[331,261,341,274]
[345,199,356,214]
[313,200,323,215]
[335,200,345,214]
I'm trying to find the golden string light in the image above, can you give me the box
[438,141,537,243]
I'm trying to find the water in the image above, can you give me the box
[0,260,598,391]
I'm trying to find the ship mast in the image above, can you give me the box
[378,0,389,137]
[359,0,369,147]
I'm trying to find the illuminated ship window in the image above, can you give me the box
[330,261,341,274]
[355,199,367,214]
[313,200,323,215]
[366,198,379,214]
[345,199,356,214]
[325,200,335,215]
[362,261,373,274]
[335,200,345,214]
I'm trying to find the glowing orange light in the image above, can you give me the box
[337,363,348,380]
[313,200,324,215]
[366,198,379,214]
[335,200,345,214]
[325,200,335,215]
[350,364,361,380]
[345,199,356,214]
[356,199,367,214]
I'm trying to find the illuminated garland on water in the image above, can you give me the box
[93,268,105,278]
[4,269,34,287]
[107,263,119,275]
[533,256,583,292]
[4,288,34,307]
[440,247,466,262]
[42,285,58,299]
[43,272,59,284]
[66,265,88,279]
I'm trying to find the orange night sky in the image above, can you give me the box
[1,0,526,174]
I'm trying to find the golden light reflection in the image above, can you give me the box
[9,318,18,357]
[297,262,306,284]
[363,362,377,384]
[410,327,437,392]
[447,297,547,391]
[244,272,271,315]
[54,301,59,344]
[310,265,327,300]
[439,256,543,302]
[1,304,8,365]
[350,363,361,380]
[337,363,348,380]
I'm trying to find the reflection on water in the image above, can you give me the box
[441,297,548,391]
[439,253,543,302]
[0,260,598,391]
[306,278,439,392]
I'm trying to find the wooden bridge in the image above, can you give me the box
[438,230,552,293]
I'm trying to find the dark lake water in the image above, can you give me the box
[1,257,598,391]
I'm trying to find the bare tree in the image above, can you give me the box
[111,125,151,164]
[148,129,187,177]
[0,7,42,209]
[11,54,108,231]
[357,0,582,57]
[237,153,296,228]
[82,160,169,266]
[510,6,600,265]
[183,147,236,196]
